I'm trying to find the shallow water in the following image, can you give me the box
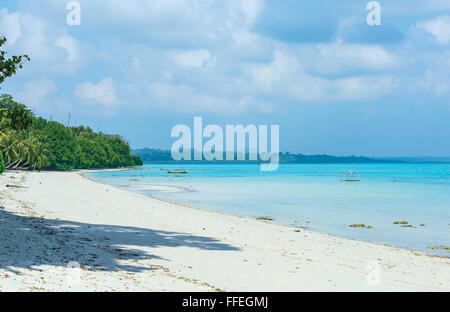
[88,163,450,256]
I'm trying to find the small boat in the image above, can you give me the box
[340,172,360,182]
[167,170,189,174]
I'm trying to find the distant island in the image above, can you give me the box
[133,148,406,164]
[374,157,450,163]
[132,148,450,164]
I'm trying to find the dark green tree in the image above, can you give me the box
[0,94,34,131]
[0,152,5,173]
[1,36,30,174]
[0,36,141,172]
[0,36,30,86]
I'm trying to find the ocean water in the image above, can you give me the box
[88,163,450,256]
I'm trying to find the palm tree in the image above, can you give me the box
[0,131,16,166]
[12,133,33,169]
[0,131,37,169]
[31,141,50,170]
[0,107,9,139]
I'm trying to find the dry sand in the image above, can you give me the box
[0,170,448,292]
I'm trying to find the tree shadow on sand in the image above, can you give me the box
[0,206,239,274]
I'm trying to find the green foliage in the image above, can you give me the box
[1,96,142,171]
[0,153,5,174]
[0,94,34,131]
[0,37,30,86]
[0,37,138,171]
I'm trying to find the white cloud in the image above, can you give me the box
[417,15,450,44]
[0,9,21,45]
[147,82,273,114]
[237,0,264,25]
[75,78,116,107]
[291,74,395,103]
[246,50,395,103]
[15,78,58,110]
[0,9,85,75]
[304,43,402,74]
[55,35,79,62]
[173,49,215,69]
[132,57,142,72]
[418,70,450,96]
[2,0,448,119]
[38,0,261,48]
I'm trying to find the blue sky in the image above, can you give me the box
[0,0,449,156]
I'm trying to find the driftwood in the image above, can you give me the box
[6,184,28,189]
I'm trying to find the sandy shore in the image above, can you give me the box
[0,170,448,292]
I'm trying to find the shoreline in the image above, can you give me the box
[84,170,450,259]
[0,170,449,291]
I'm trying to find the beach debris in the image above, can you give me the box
[349,224,373,229]
[401,225,413,228]
[393,221,408,225]
[6,184,28,189]
[428,245,450,251]
[256,217,275,221]
[420,224,425,226]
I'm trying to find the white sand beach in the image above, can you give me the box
[0,170,448,292]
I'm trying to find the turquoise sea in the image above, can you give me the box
[88,163,450,256]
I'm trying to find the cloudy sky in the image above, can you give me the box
[0,0,449,156]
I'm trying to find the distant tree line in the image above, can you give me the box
[132,148,398,164]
